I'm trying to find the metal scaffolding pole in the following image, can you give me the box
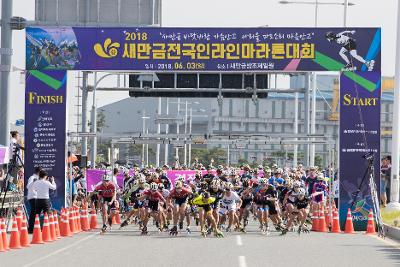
[156,97,161,167]
[90,72,97,167]
[165,98,169,165]
[188,107,193,167]
[184,100,188,166]
[293,91,299,167]
[81,72,89,156]
[0,0,13,146]
[304,74,311,167]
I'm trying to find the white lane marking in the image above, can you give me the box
[236,235,243,246]
[23,233,98,267]
[238,256,247,267]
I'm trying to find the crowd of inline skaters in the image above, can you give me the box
[84,163,336,238]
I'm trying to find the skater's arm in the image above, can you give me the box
[338,30,355,36]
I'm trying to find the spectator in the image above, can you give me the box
[26,167,41,233]
[381,156,391,207]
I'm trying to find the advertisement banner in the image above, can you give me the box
[339,71,381,231]
[24,70,67,211]
[26,27,380,72]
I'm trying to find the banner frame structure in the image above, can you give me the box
[24,26,381,232]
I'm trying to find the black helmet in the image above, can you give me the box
[325,31,337,41]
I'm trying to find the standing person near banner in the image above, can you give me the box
[32,170,56,217]
[380,156,391,207]
[26,167,41,233]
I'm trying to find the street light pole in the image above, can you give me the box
[388,0,400,209]
[0,0,13,146]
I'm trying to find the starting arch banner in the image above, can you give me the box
[24,26,381,232]
[26,27,380,72]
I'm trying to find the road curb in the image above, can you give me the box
[384,224,400,241]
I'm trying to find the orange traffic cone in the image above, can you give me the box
[64,210,73,237]
[49,213,57,241]
[16,207,23,232]
[0,223,4,252]
[42,213,52,242]
[31,214,44,244]
[311,210,319,231]
[81,209,89,231]
[76,208,82,232]
[8,219,22,249]
[20,215,30,247]
[318,207,327,232]
[325,209,331,229]
[84,208,90,231]
[53,211,61,239]
[344,208,355,234]
[331,209,341,233]
[90,206,98,230]
[115,210,121,224]
[68,208,76,233]
[366,209,376,235]
[1,218,9,250]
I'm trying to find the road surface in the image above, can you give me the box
[1,221,400,267]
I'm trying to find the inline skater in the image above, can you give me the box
[168,181,193,235]
[87,175,117,233]
[221,182,242,232]
[191,192,224,237]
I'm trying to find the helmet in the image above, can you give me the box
[138,175,146,184]
[200,181,208,190]
[202,192,210,199]
[211,180,219,189]
[259,178,267,185]
[150,182,158,191]
[298,188,306,196]
[293,181,301,188]
[177,175,185,182]
[102,175,111,181]
[151,173,159,180]
[175,181,183,189]
[225,182,233,190]
[317,173,325,181]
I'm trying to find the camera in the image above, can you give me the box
[362,152,374,161]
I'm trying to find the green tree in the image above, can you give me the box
[190,147,227,166]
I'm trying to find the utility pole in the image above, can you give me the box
[0,0,13,146]
[156,98,161,167]
[388,0,400,209]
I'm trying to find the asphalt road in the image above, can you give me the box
[1,221,400,267]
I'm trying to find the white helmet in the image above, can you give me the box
[298,188,306,196]
[293,181,301,188]
[150,182,158,191]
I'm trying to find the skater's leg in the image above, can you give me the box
[339,48,350,65]
[349,50,366,64]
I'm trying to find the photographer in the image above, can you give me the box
[32,170,56,216]
[26,167,41,233]
[9,131,24,184]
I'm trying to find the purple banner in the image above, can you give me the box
[26,27,380,72]
[24,70,67,211]
[0,146,9,165]
[339,71,381,231]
